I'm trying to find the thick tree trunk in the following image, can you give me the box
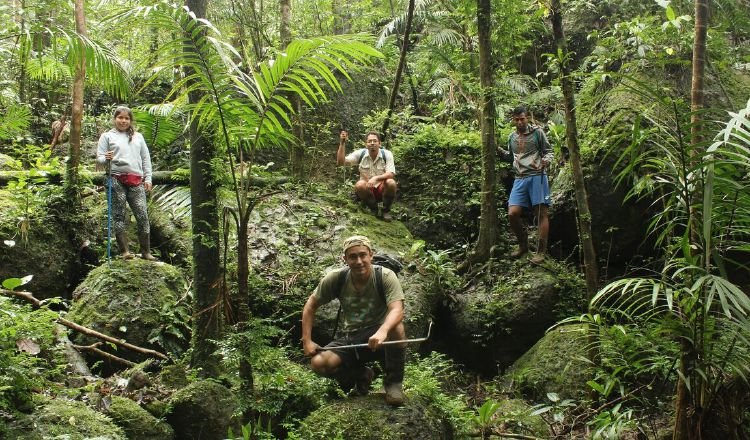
[67,0,86,198]
[185,0,222,379]
[466,0,497,265]
[381,0,415,141]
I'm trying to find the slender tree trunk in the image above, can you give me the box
[66,0,86,199]
[465,0,497,265]
[185,0,222,379]
[381,0,415,141]
[281,0,305,179]
[549,0,597,300]
[332,0,349,34]
[674,2,710,439]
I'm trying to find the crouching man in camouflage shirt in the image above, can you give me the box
[301,235,406,406]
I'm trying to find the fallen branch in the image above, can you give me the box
[1,288,168,361]
[0,171,289,187]
[72,342,136,367]
[468,431,545,440]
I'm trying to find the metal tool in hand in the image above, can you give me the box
[317,321,433,352]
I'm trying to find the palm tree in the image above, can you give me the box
[588,81,750,437]
[110,1,382,383]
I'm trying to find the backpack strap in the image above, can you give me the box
[358,148,386,165]
[331,268,350,339]
[374,265,385,305]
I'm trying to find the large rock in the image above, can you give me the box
[245,187,435,343]
[106,395,174,440]
[165,380,240,440]
[67,259,191,371]
[0,190,77,299]
[440,259,585,375]
[7,398,126,440]
[292,395,455,439]
[503,324,592,401]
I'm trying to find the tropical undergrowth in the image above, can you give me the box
[557,87,750,437]
[392,122,509,250]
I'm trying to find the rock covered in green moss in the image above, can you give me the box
[292,395,454,440]
[442,259,586,374]
[8,398,126,440]
[490,398,549,437]
[106,395,174,440]
[0,190,77,299]
[504,324,591,401]
[165,380,240,440]
[67,259,191,370]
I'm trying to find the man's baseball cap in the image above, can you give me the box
[342,235,373,254]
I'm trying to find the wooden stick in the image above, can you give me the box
[72,343,136,367]
[1,288,168,360]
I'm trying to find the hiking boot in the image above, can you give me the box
[353,367,374,396]
[384,382,405,406]
[510,246,528,258]
[529,252,545,264]
[381,210,393,222]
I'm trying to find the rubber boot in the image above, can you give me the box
[116,233,133,259]
[510,234,528,258]
[138,233,157,261]
[383,344,406,406]
[530,238,547,264]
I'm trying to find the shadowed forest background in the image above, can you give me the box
[1,0,750,439]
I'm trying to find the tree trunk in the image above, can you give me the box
[66,0,86,199]
[674,2,710,439]
[549,0,597,300]
[281,0,305,179]
[381,0,415,142]
[465,0,497,265]
[332,0,349,34]
[185,0,222,379]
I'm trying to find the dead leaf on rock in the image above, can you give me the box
[16,338,40,355]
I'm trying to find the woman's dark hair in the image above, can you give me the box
[113,106,135,142]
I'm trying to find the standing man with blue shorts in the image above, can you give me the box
[499,106,553,264]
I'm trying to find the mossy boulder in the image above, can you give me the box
[292,395,454,439]
[67,259,191,370]
[0,189,77,299]
[7,398,126,440]
[441,259,586,375]
[165,380,240,440]
[106,395,174,440]
[489,398,549,438]
[245,185,435,342]
[503,324,592,401]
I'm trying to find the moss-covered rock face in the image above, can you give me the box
[8,398,126,440]
[503,324,591,401]
[441,259,586,375]
[0,189,78,299]
[490,398,549,438]
[165,380,240,440]
[245,185,434,341]
[67,259,191,370]
[292,395,454,440]
[106,395,174,440]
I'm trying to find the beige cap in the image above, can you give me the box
[342,235,373,254]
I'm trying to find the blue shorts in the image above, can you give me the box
[509,174,551,208]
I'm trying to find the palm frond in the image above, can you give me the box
[25,55,72,83]
[0,104,32,141]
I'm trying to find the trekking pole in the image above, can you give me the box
[106,158,112,267]
[317,321,433,352]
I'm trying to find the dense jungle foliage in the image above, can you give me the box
[1,0,750,439]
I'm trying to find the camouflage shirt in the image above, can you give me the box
[314,266,404,333]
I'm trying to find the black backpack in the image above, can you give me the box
[330,255,403,338]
